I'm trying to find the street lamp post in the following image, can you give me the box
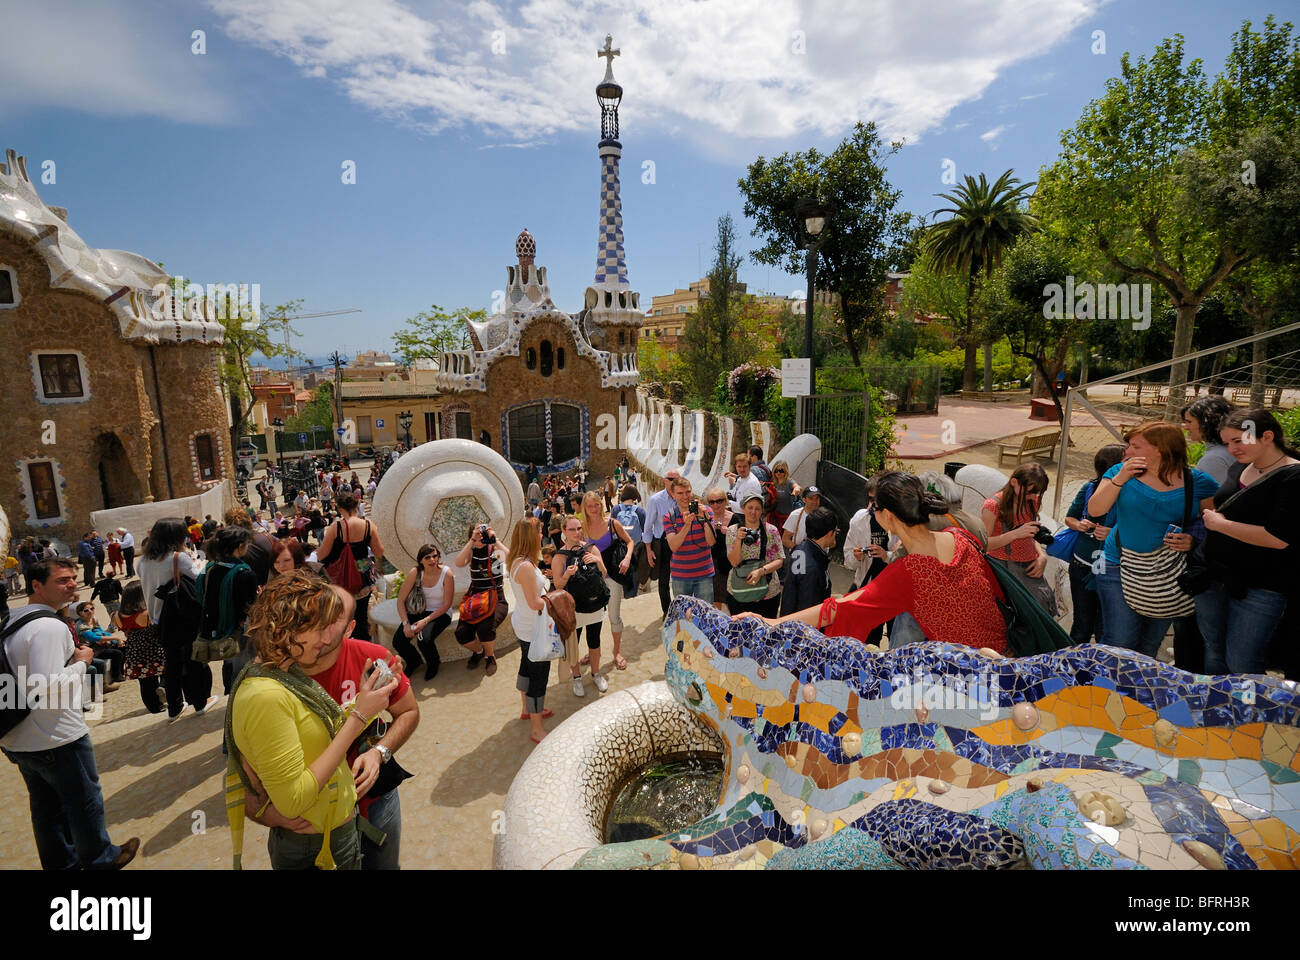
[794,198,829,436]
[271,417,285,479]
[399,410,413,450]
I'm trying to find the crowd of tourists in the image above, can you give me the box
[2,404,1294,872]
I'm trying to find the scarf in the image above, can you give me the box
[223,660,348,869]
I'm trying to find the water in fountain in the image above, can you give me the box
[604,753,724,844]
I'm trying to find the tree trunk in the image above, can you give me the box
[1078,342,1090,385]
[1163,301,1198,421]
[1248,310,1272,408]
[961,271,978,391]
[982,342,993,392]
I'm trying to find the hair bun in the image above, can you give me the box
[919,493,949,518]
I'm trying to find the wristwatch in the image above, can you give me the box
[374,744,393,764]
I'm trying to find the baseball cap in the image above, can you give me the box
[804,485,821,497]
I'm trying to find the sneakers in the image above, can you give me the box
[466,651,484,670]
[571,677,586,697]
[194,695,220,716]
[593,673,608,693]
[485,656,498,677]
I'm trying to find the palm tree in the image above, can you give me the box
[926,170,1038,391]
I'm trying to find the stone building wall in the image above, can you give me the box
[451,316,629,482]
[0,234,230,542]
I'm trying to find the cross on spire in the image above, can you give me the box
[598,34,620,82]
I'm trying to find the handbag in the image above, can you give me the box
[459,589,497,625]
[1046,482,1092,561]
[600,518,634,593]
[404,570,427,619]
[192,559,250,663]
[1115,478,1195,619]
[728,523,772,602]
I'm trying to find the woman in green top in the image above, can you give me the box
[226,571,396,870]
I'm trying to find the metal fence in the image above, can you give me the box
[803,392,872,476]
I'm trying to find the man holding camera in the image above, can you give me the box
[664,477,717,603]
[243,585,418,870]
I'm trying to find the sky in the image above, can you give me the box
[1,0,1289,363]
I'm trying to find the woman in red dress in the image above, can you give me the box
[736,472,1008,653]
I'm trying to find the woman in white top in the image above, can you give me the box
[135,517,217,718]
[508,521,553,743]
[395,544,454,681]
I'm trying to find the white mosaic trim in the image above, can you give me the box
[28,349,90,405]
[187,429,226,488]
[14,455,69,528]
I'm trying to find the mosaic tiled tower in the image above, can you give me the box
[583,35,642,375]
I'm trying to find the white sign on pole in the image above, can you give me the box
[782,358,811,398]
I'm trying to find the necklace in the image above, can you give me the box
[1255,452,1289,475]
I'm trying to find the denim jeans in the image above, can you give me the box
[1067,561,1103,645]
[1196,583,1287,676]
[360,788,402,871]
[269,817,361,870]
[1095,562,1176,658]
[889,611,926,648]
[672,577,714,604]
[2,734,121,870]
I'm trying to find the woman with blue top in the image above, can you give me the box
[1061,444,1125,645]
[1086,421,1219,658]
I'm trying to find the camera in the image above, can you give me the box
[478,523,496,545]
[364,657,395,688]
[743,527,760,545]
[1031,524,1055,546]
[689,499,699,515]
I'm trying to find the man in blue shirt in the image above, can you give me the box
[77,534,96,588]
[642,470,680,616]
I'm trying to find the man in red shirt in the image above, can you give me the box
[243,586,419,869]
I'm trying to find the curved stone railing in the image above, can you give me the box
[493,681,722,870]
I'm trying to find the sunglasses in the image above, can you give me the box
[707,498,727,505]
[774,469,787,475]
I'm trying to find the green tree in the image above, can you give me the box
[219,296,304,454]
[738,121,913,367]
[980,233,1080,415]
[681,214,753,400]
[925,170,1038,392]
[391,304,476,364]
[1034,24,1299,418]
[285,381,335,434]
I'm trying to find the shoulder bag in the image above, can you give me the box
[325,521,364,594]
[728,523,773,602]
[1115,478,1195,619]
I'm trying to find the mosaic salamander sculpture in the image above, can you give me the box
[574,597,1300,870]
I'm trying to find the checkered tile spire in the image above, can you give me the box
[594,151,628,286]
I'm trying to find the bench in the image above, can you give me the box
[997,429,1061,466]
[1229,385,1283,406]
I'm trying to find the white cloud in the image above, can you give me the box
[0,0,1102,145]
[207,0,1101,143]
[980,125,1008,142]
[0,1,239,123]
[1019,92,1048,100]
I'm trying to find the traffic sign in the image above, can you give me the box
[376,418,385,428]
[298,433,307,444]
[337,427,346,436]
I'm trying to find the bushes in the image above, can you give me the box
[727,364,780,422]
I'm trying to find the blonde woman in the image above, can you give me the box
[507,522,554,743]
[552,515,609,696]
[578,491,634,671]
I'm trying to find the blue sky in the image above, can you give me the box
[1,0,1288,361]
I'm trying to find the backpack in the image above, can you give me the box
[325,520,365,594]
[0,609,66,736]
[194,560,252,662]
[954,530,1071,656]
[154,553,204,648]
[760,478,780,515]
[561,547,610,614]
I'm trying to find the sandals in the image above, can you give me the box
[613,653,628,671]
[530,731,547,744]
[520,709,555,720]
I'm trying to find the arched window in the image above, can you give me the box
[525,347,536,370]
[540,339,553,377]
[618,330,626,347]
[557,347,565,370]
[550,404,581,463]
